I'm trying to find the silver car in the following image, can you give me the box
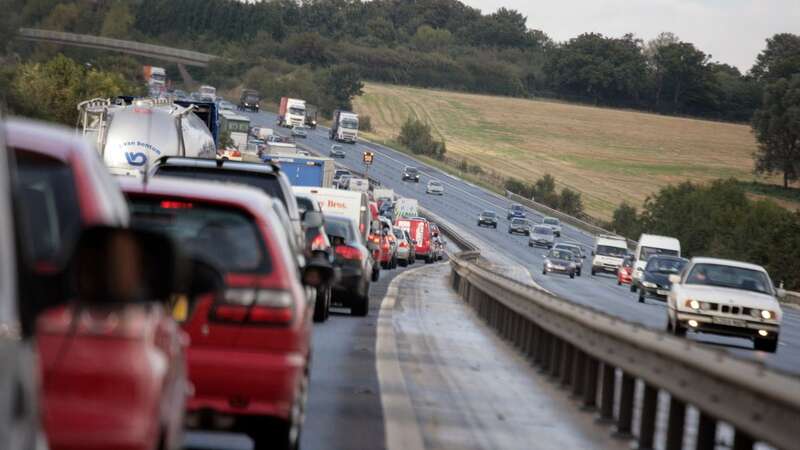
[542,216,562,237]
[508,218,530,235]
[528,226,555,248]
[553,242,584,276]
[426,180,444,195]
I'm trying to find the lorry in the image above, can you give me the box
[198,85,217,101]
[239,89,261,112]
[373,188,395,203]
[394,198,419,218]
[142,65,166,96]
[219,109,250,150]
[279,97,307,128]
[330,110,359,143]
[305,106,318,129]
[261,155,335,187]
[293,187,371,240]
[347,178,369,193]
[76,96,216,176]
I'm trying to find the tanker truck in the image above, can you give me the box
[77,96,217,176]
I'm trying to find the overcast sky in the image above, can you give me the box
[464,0,800,73]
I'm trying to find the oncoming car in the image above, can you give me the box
[477,210,498,228]
[426,180,444,195]
[553,242,584,276]
[528,225,554,248]
[542,249,577,278]
[508,218,530,235]
[666,257,784,352]
[542,217,562,237]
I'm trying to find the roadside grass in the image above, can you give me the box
[353,83,799,219]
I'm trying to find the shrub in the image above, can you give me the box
[397,116,446,160]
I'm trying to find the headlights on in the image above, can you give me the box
[642,281,657,289]
[750,309,775,320]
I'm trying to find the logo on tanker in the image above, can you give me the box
[125,152,147,166]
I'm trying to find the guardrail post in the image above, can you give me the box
[614,372,635,438]
[549,337,562,378]
[597,363,615,423]
[637,384,658,450]
[664,397,686,450]
[538,331,550,372]
[582,357,599,410]
[571,350,586,398]
[695,412,716,450]
[560,343,574,388]
[732,431,754,450]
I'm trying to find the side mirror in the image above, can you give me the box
[302,261,334,288]
[668,274,681,284]
[302,210,324,229]
[776,288,787,299]
[591,250,596,256]
[73,226,182,305]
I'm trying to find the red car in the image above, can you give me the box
[617,255,634,286]
[120,176,316,450]
[8,118,189,450]
[395,217,435,263]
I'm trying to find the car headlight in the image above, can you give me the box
[545,262,553,268]
[642,281,657,289]
[761,310,773,320]
[685,299,700,310]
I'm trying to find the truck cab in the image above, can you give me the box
[280,98,307,128]
[330,110,359,143]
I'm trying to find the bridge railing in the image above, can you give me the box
[18,28,217,66]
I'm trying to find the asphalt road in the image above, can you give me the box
[245,110,800,376]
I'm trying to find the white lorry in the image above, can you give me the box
[143,65,166,96]
[590,234,629,276]
[293,187,371,240]
[279,97,307,128]
[330,110,359,143]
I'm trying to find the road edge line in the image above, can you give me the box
[376,265,429,450]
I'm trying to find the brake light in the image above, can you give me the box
[161,200,193,209]
[335,245,362,260]
[311,234,327,251]
[232,150,242,157]
[212,288,294,325]
[399,241,408,248]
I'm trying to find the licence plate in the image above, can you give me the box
[656,289,669,296]
[712,317,746,327]
[553,266,565,270]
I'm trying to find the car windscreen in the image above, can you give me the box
[324,216,356,242]
[646,258,687,274]
[14,150,82,264]
[511,219,527,226]
[154,165,288,209]
[640,246,679,260]
[686,263,772,295]
[429,181,442,186]
[129,198,269,273]
[392,229,405,239]
[511,205,523,211]
[481,211,496,218]
[596,245,627,257]
[555,244,580,254]
[533,226,552,235]
[405,167,418,173]
[543,218,559,225]
[550,250,573,261]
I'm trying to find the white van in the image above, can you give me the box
[294,186,371,240]
[631,234,681,292]
[348,177,369,193]
[591,234,629,276]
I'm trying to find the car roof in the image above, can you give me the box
[543,216,559,221]
[118,175,274,219]
[6,118,88,162]
[555,242,579,249]
[689,257,767,272]
[153,156,280,175]
[638,234,681,250]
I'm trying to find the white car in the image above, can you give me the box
[666,257,783,352]
[542,216,562,237]
[426,180,444,195]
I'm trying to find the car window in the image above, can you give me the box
[14,149,81,264]
[482,211,496,218]
[534,226,552,235]
[129,197,269,273]
[596,245,627,257]
[512,218,527,225]
[324,216,356,242]
[551,250,573,260]
[646,258,687,273]
[640,246,679,260]
[685,263,772,295]
[544,218,559,225]
[392,229,405,239]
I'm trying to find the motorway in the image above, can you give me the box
[246,110,800,376]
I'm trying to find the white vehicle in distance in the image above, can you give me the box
[426,180,444,195]
[591,234,628,276]
[528,225,555,248]
[542,216,562,237]
[666,257,783,353]
[631,234,681,293]
[348,177,369,193]
[198,84,216,101]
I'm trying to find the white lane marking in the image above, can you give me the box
[376,266,428,450]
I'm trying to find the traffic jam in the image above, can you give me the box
[1,93,446,450]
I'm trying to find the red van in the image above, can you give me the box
[120,176,318,450]
[395,217,434,263]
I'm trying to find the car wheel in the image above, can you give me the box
[425,256,432,264]
[591,269,596,276]
[569,272,575,279]
[617,279,622,286]
[312,288,329,323]
[528,242,532,247]
[630,284,637,293]
[371,266,380,282]
[754,337,778,353]
[351,284,370,317]
[493,224,497,229]
[399,258,407,267]
[577,270,581,277]
[638,292,645,303]
[250,371,308,450]
[671,318,687,337]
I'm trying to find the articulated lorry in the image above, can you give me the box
[262,155,336,187]
[330,110,359,143]
[279,97,307,128]
[142,65,166,96]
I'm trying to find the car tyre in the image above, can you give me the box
[399,258,408,267]
[754,337,778,353]
[528,242,532,247]
[591,268,596,276]
[371,266,380,282]
[251,372,308,450]
[577,269,581,277]
[638,292,645,303]
[569,272,575,279]
[542,268,547,275]
[617,279,622,286]
[312,287,330,323]
[630,284,637,293]
[671,318,687,337]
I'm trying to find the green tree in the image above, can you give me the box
[558,188,584,216]
[653,42,712,111]
[10,54,132,125]
[101,1,135,39]
[283,32,331,66]
[398,116,446,160]
[608,202,642,238]
[752,75,800,188]
[532,173,558,207]
[41,3,80,32]
[411,25,453,52]
[751,33,800,83]
[319,64,364,112]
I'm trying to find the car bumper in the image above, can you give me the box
[396,247,410,259]
[529,239,553,247]
[478,220,497,227]
[641,286,670,301]
[509,228,529,234]
[186,346,304,421]
[593,264,620,273]
[544,266,574,275]
[675,311,780,339]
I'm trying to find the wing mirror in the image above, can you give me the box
[73,226,185,305]
[302,260,334,288]
[302,210,324,229]
[591,250,596,256]
[668,274,681,284]
[776,288,787,299]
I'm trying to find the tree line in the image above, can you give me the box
[1,0,794,122]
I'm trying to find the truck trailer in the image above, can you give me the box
[261,155,335,187]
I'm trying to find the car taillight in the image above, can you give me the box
[37,307,147,339]
[335,245,362,260]
[232,150,241,157]
[399,241,407,248]
[213,288,294,325]
[311,234,327,251]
